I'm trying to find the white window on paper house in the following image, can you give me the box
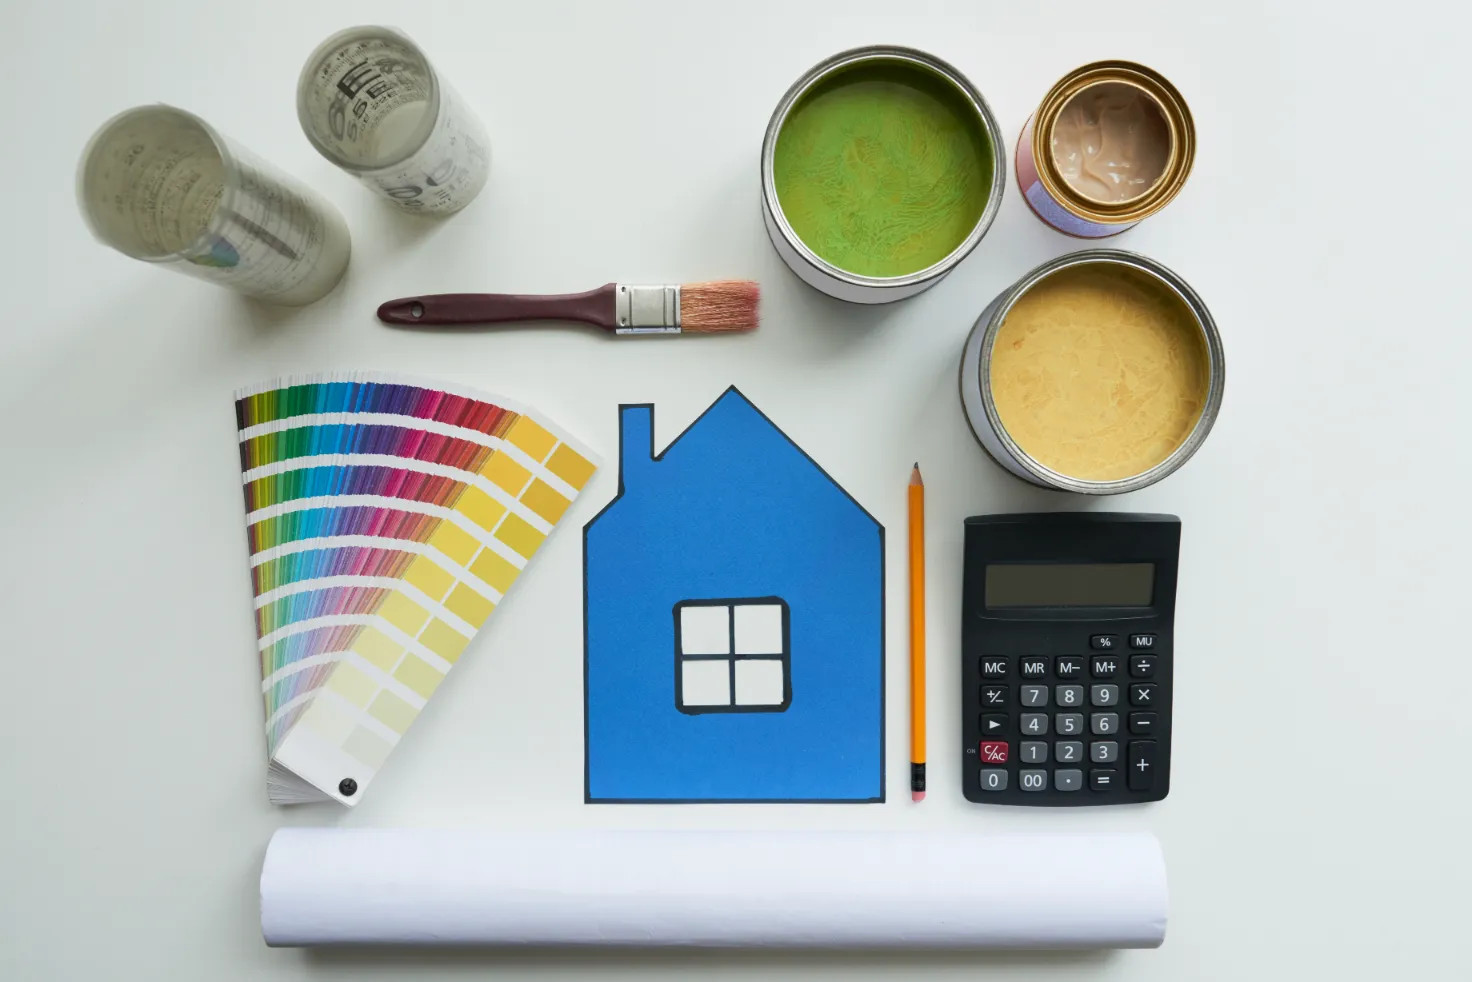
[675,599,790,714]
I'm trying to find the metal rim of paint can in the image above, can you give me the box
[959,249,1225,495]
[1016,61,1195,239]
[296,25,443,176]
[760,45,1007,305]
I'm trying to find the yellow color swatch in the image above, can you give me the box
[378,591,431,637]
[495,512,547,559]
[394,654,445,699]
[481,452,532,496]
[444,582,495,628]
[352,626,403,672]
[301,698,355,744]
[506,417,557,462]
[368,689,420,734]
[456,486,507,533]
[520,479,571,525]
[403,555,453,600]
[326,661,377,707]
[420,618,472,663]
[470,550,520,595]
[343,725,393,769]
[428,521,479,567]
[546,445,596,490]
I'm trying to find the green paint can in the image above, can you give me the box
[761,46,1005,304]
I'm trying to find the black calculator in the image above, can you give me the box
[961,513,1179,806]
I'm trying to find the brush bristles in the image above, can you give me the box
[679,280,760,333]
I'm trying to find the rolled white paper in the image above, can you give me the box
[261,828,1167,949]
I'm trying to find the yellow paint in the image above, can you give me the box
[520,479,571,525]
[455,486,507,533]
[352,626,403,672]
[301,698,354,744]
[990,264,1210,482]
[326,661,377,707]
[480,451,531,496]
[394,654,445,699]
[420,618,472,663]
[495,513,546,559]
[546,445,595,490]
[444,582,495,628]
[469,549,519,595]
[427,521,479,566]
[402,554,454,600]
[378,591,431,637]
[368,689,420,734]
[342,725,393,769]
[505,417,557,462]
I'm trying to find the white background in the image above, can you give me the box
[2,1,1466,978]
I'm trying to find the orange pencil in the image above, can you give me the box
[908,464,926,801]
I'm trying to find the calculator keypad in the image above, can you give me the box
[964,635,1170,806]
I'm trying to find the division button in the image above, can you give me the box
[1129,655,1157,678]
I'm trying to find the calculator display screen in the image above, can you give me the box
[985,563,1154,607]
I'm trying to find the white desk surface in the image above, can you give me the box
[3,1,1463,978]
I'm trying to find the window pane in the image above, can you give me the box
[680,605,730,655]
[733,604,784,655]
[681,659,731,706]
[734,658,785,705]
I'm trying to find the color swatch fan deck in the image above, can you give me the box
[237,373,599,806]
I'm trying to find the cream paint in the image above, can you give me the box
[1050,82,1171,204]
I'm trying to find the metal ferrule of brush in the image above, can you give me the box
[615,284,682,334]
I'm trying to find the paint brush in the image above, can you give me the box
[377,281,760,335]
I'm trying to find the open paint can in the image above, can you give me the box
[960,250,1224,494]
[761,46,1006,304]
[1016,62,1194,238]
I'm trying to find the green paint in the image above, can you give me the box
[773,61,993,279]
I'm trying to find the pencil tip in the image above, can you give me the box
[910,464,923,485]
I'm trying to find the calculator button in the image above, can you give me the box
[1055,713,1084,736]
[1091,655,1119,678]
[1019,769,1048,792]
[1129,683,1159,707]
[1019,685,1049,707]
[1019,657,1048,678]
[1129,655,1157,678]
[1055,769,1083,792]
[980,657,1008,678]
[1090,740,1119,763]
[1128,741,1158,790]
[1020,741,1049,764]
[1091,684,1119,707]
[1054,684,1084,708]
[978,768,1008,792]
[1090,768,1119,791]
[980,685,1008,708]
[1129,634,1156,650]
[1091,712,1120,735]
[1090,634,1120,650]
[1055,656,1083,679]
[1128,712,1158,736]
[978,740,1009,764]
[980,713,1009,736]
[1020,713,1049,736]
[1055,740,1084,764]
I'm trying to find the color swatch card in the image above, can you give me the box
[236,372,599,806]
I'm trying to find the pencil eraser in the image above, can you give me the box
[911,790,926,802]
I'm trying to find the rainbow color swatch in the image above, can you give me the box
[236,372,599,806]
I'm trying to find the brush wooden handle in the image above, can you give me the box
[377,284,618,328]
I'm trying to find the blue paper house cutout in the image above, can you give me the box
[583,388,884,802]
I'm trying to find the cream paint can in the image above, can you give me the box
[1016,62,1194,238]
[761,46,1005,304]
[960,250,1224,494]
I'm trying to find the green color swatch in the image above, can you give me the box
[773,61,993,278]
